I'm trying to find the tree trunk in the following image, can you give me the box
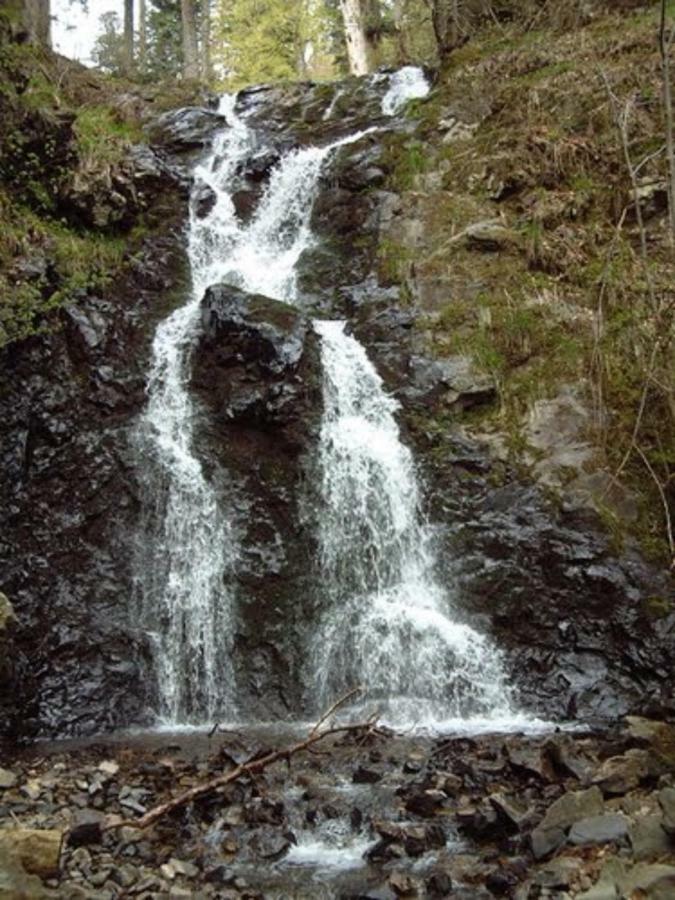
[123,0,134,75]
[429,0,463,62]
[23,0,51,47]
[200,0,211,83]
[138,0,147,71]
[339,0,371,76]
[181,0,200,80]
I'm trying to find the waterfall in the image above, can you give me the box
[310,322,513,725]
[381,65,431,115]
[134,68,518,730]
[132,96,253,725]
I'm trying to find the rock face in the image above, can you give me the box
[0,138,189,740]
[0,69,672,740]
[191,284,323,717]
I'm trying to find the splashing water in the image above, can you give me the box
[132,96,253,725]
[135,71,518,731]
[381,65,430,115]
[310,322,514,726]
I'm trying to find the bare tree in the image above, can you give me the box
[181,0,200,80]
[426,0,463,63]
[339,0,373,75]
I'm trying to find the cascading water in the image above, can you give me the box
[381,65,431,115]
[310,322,514,725]
[134,67,518,731]
[132,96,253,725]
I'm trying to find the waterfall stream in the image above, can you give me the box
[134,71,517,730]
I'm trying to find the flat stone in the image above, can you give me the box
[98,760,119,777]
[568,814,629,846]
[630,815,672,859]
[0,828,63,878]
[0,769,17,790]
[540,786,604,831]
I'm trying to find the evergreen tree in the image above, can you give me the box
[91,11,126,75]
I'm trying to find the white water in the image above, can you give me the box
[135,68,521,731]
[381,65,430,115]
[310,322,514,725]
[133,96,253,724]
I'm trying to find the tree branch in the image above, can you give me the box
[103,691,380,833]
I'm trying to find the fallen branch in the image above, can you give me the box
[106,689,380,832]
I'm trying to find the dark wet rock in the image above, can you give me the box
[192,284,323,717]
[0,157,188,741]
[61,144,178,231]
[403,788,446,818]
[353,766,382,784]
[489,792,533,832]
[426,870,453,897]
[247,828,292,861]
[193,181,217,218]
[67,810,105,847]
[148,106,227,151]
[389,871,419,897]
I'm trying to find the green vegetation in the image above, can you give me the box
[376,5,675,565]
[74,106,143,165]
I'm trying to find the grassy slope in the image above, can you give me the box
[380,4,674,567]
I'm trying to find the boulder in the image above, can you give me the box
[149,106,227,151]
[0,829,63,878]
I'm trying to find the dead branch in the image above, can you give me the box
[310,685,363,736]
[105,691,380,832]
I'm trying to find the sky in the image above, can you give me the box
[52,0,122,65]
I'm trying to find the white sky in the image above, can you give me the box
[52,0,123,65]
